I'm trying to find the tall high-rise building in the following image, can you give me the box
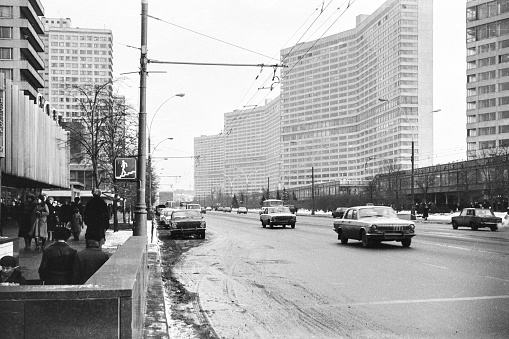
[194,134,224,198]
[39,18,113,122]
[466,0,509,159]
[280,0,433,188]
[194,97,280,198]
[0,1,45,100]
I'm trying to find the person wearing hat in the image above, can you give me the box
[72,233,110,284]
[38,227,77,285]
[0,255,26,285]
[83,188,110,246]
[30,195,49,251]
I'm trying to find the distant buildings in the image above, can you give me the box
[466,1,509,159]
[194,0,434,198]
[39,17,113,123]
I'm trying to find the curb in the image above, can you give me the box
[143,243,170,338]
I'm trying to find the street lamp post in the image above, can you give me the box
[148,137,173,220]
[223,174,233,206]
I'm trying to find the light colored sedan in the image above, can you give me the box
[333,206,415,248]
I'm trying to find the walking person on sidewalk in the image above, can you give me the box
[83,188,110,246]
[46,196,59,241]
[17,194,36,251]
[38,227,77,285]
[30,195,49,251]
[72,234,109,284]
[69,207,83,241]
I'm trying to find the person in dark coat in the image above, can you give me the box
[18,194,36,251]
[0,255,26,285]
[46,196,59,241]
[72,197,85,217]
[38,227,77,285]
[83,188,110,245]
[72,235,110,284]
[59,200,73,227]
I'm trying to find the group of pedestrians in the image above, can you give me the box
[0,188,111,285]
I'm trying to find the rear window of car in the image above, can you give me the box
[172,210,202,218]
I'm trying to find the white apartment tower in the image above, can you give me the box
[194,134,225,198]
[280,0,433,188]
[39,18,113,122]
[466,0,509,159]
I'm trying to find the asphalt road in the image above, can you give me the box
[167,212,509,339]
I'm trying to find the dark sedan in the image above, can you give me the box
[451,208,501,231]
[168,209,206,239]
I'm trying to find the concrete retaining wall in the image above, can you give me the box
[0,236,148,339]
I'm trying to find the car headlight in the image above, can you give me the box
[369,225,377,232]
[409,224,415,232]
[200,220,206,228]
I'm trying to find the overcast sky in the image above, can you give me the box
[42,0,466,190]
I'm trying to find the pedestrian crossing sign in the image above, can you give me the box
[114,157,137,181]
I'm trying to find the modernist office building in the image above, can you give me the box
[39,17,113,123]
[280,0,433,189]
[0,0,45,100]
[466,0,509,159]
[194,97,281,197]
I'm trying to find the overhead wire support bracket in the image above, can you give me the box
[148,59,287,68]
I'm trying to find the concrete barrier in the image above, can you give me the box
[0,236,148,339]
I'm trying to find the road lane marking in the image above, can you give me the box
[422,263,448,269]
[345,295,509,307]
[485,276,509,283]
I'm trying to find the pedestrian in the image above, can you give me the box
[29,195,49,251]
[69,207,83,241]
[59,200,73,228]
[46,196,59,241]
[422,204,429,221]
[38,227,77,285]
[72,196,84,217]
[83,188,110,246]
[72,234,109,284]
[0,255,26,285]
[17,194,36,251]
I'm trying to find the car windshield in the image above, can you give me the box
[172,210,202,219]
[269,206,291,213]
[475,209,494,216]
[358,207,398,219]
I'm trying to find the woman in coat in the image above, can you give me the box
[17,194,36,251]
[46,196,59,241]
[30,195,49,251]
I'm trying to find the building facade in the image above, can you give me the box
[194,133,224,198]
[0,0,45,101]
[280,0,433,188]
[39,17,113,123]
[466,0,509,159]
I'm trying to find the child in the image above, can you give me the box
[0,255,26,285]
[69,207,83,241]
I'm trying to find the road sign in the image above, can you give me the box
[114,157,137,181]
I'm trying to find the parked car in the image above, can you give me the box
[168,209,206,239]
[332,207,348,218]
[333,205,415,248]
[259,206,296,228]
[217,206,224,211]
[223,206,232,213]
[200,206,207,214]
[237,207,248,214]
[160,208,177,227]
[451,208,501,231]
[206,206,212,211]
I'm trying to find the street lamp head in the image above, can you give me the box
[176,93,185,97]
[378,98,389,103]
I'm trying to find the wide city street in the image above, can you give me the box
[160,211,509,339]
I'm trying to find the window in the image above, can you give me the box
[467,115,477,123]
[479,112,496,121]
[0,27,12,39]
[500,39,509,49]
[500,82,509,91]
[0,48,12,59]
[499,110,509,119]
[499,125,509,133]
[467,129,477,137]
[500,54,509,63]
[478,126,496,135]
[0,6,12,18]
[0,68,12,80]
[467,74,477,83]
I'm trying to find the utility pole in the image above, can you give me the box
[311,166,315,215]
[134,0,148,236]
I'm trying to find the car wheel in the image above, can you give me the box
[490,225,498,232]
[452,221,458,230]
[401,238,412,247]
[290,222,295,229]
[269,222,274,228]
[361,230,371,248]
[340,231,348,244]
[201,232,206,239]
[470,221,478,231]
[282,224,286,228]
